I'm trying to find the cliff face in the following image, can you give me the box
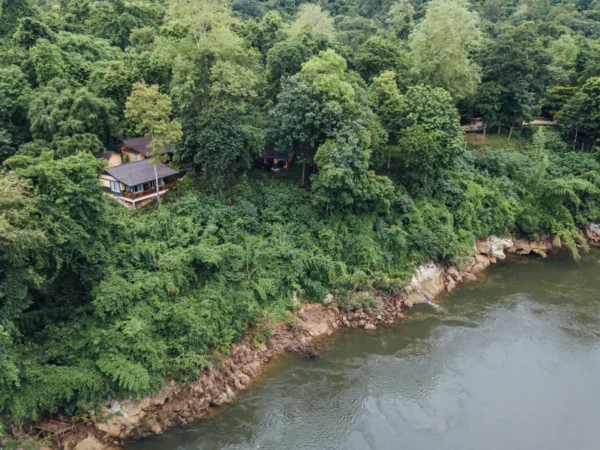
[56,229,600,450]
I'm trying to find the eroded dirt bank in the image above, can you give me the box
[47,225,600,450]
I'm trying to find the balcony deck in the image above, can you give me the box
[104,182,176,208]
[121,182,175,200]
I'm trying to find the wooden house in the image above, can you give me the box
[100,159,179,208]
[121,136,173,162]
[98,137,179,208]
[263,147,293,171]
[97,151,122,168]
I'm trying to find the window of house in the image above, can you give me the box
[133,153,140,161]
[158,178,165,186]
[134,184,144,192]
[148,180,155,189]
[110,181,120,193]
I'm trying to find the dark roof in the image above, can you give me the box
[97,151,115,161]
[263,146,290,159]
[123,136,173,157]
[105,159,179,187]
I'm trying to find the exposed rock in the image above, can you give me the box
[471,263,487,274]
[234,371,251,386]
[73,435,114,450]
[446,279,457,292]
[463,273,478,282]
[410,263,445,302]
[323,293,334,305]
[476,236,513,260]
[552,236,562,248]
[585,223,600,244]
[364,324,376,330]
[446,266,459,277]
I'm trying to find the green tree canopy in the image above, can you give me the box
[478,22,551,127]
[124,82,182,160]
[409,0,481,100]
[395,85,464,192]
[27,78,117,150]
[312,121,395,212]
[355,36,411,88]
[179,107,264,189]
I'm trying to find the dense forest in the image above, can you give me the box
[3,0,600,440]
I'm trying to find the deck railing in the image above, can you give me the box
[121,182,175,200]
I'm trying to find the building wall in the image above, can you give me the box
[100,174,125,192]
[107,152,123,167]
[121,144,145,163]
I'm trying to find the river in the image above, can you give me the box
[132,252,600,450]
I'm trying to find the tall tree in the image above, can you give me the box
[478,22,551,134]
[558,77,600,149]
[395,85,464,193]
[178,107,264,189]
[386,0,415,40]
[473,82,502,132]
[289,4,335,40]
[124,83,182,204]
[269,50,353,185]
[265,32,327,97]
[371,71,405,167]
[0,0,34,38]
[160,0,261,117]
[312,121,395,212]
[409,0,481,100]
[27,78,117,154]
[355,36,411,88]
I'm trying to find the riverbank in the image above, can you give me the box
[42,226,600,450]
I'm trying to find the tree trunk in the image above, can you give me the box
[483,125,487,136]
[387,148,391,169]
[573,126,578,151]
[301,143,309,185]
[508,126,513,141]
[498,126,501,135]
[154,165,161,207]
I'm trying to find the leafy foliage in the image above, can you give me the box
[409,0,481,100]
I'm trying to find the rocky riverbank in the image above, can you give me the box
[46,228,600,450]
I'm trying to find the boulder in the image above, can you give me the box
[73,436,110,450]
[446,279,457,292]
[446,266,459,278]
[410,262,445,301]
[475,239,491,255]
[489,236,513,259]
[551,236,562,249]
[323,293,334,305]
[463,273,478,282]
[475,236,513,260]
[234,371,251,386]
[364,324,377,330]
[475,254,491,267]
[471,263,487,274]
[586,223,600,243]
